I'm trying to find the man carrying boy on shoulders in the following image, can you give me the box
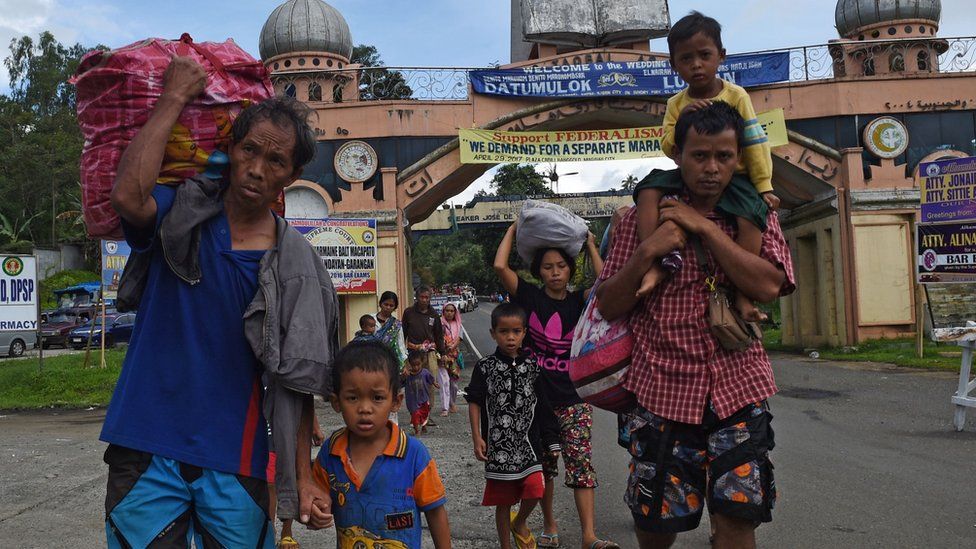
[597,102,795,549]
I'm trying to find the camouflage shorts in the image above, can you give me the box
[623,402,776,533]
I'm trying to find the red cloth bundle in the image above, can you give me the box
[72,33,274,238]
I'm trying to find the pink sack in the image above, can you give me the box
[72,33,274,238]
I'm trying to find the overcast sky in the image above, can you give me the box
[2,0,974,201]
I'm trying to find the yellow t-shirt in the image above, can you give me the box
[661,80,774,194]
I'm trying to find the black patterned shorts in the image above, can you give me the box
[622,402,776,534]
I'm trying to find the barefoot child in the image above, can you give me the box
[404,349,439,435]
[634,11,779,321]
[313,340,451,548]
[466,304,560,549]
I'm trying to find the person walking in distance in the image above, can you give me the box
[401,286,446,418]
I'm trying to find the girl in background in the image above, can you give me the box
[439,303,463,416]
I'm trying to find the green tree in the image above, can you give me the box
[621,174,639,191]
[473,163,554,200]
[0,32,101,248]
[350,44,413,101]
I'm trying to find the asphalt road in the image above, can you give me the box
[462,303,976,548]
[1,302,973,548]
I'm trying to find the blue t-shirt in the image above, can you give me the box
[404,370,435,413]
[100,185,270,479]
[312,424,446,548]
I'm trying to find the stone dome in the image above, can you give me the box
[259,0,353,61]
[835,0,941,38]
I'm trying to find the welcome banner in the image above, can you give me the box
[459,109,788,164]
[469,52,790,98]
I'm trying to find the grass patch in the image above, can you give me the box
[762,329,960,371]
[0,349,125,410]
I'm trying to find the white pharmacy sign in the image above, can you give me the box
[0,256,37,331]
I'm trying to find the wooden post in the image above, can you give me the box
[100,294,107,368]
[36,255,43,372]
[915,282,925,358]
[83,300,97,369]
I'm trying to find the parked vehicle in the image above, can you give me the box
[430,294,467,315]
[41,310,86,349]
[68,313,136,350]
[0,330,37,357]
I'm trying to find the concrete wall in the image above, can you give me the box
[34,245,86,279]
[923,284,976,329]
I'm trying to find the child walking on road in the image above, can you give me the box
[466,303,560,549]
[404,349,439,435]
[313,340,451,548]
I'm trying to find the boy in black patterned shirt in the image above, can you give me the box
[466,303,560,549]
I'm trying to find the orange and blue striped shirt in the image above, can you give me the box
[313,423,446,548]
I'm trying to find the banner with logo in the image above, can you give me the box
[460,109,787,164]
[917,222,976,283]
[469,52,790,98]
[918,156,976,223]
[290,218,377,294]
[101,240,132,300]
[0,256,37,331]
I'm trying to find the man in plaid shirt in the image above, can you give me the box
[597,102,795,549]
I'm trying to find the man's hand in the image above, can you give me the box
[473,437,487,461]
[659,198,711,236]
[680,99,712,117]
[762,192,781,209]
[637,218,687,260]
[160,56,207,105]
[298,479,334,530]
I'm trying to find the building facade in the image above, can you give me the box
[258,0,975,345]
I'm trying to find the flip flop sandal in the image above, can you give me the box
[588,540,620,549]
[537,533,560,548]
[277,536,300,549]
[510,510,537,549]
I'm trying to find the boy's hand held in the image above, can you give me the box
[307,497,334,530]
[298,478,332,529]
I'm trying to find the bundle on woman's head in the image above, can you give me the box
[516,199,589,265]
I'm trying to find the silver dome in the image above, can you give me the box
[835,0,941,37]
[259,0,353,61]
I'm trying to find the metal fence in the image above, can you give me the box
[764,35,976,82]
[270,36,976,102]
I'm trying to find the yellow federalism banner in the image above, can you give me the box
[459,109,787,164]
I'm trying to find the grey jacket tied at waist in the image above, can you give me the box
[117,176,339,520]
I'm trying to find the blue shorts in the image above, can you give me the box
[103,445,274,548]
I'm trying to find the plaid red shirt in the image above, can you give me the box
[600,206,795,424]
